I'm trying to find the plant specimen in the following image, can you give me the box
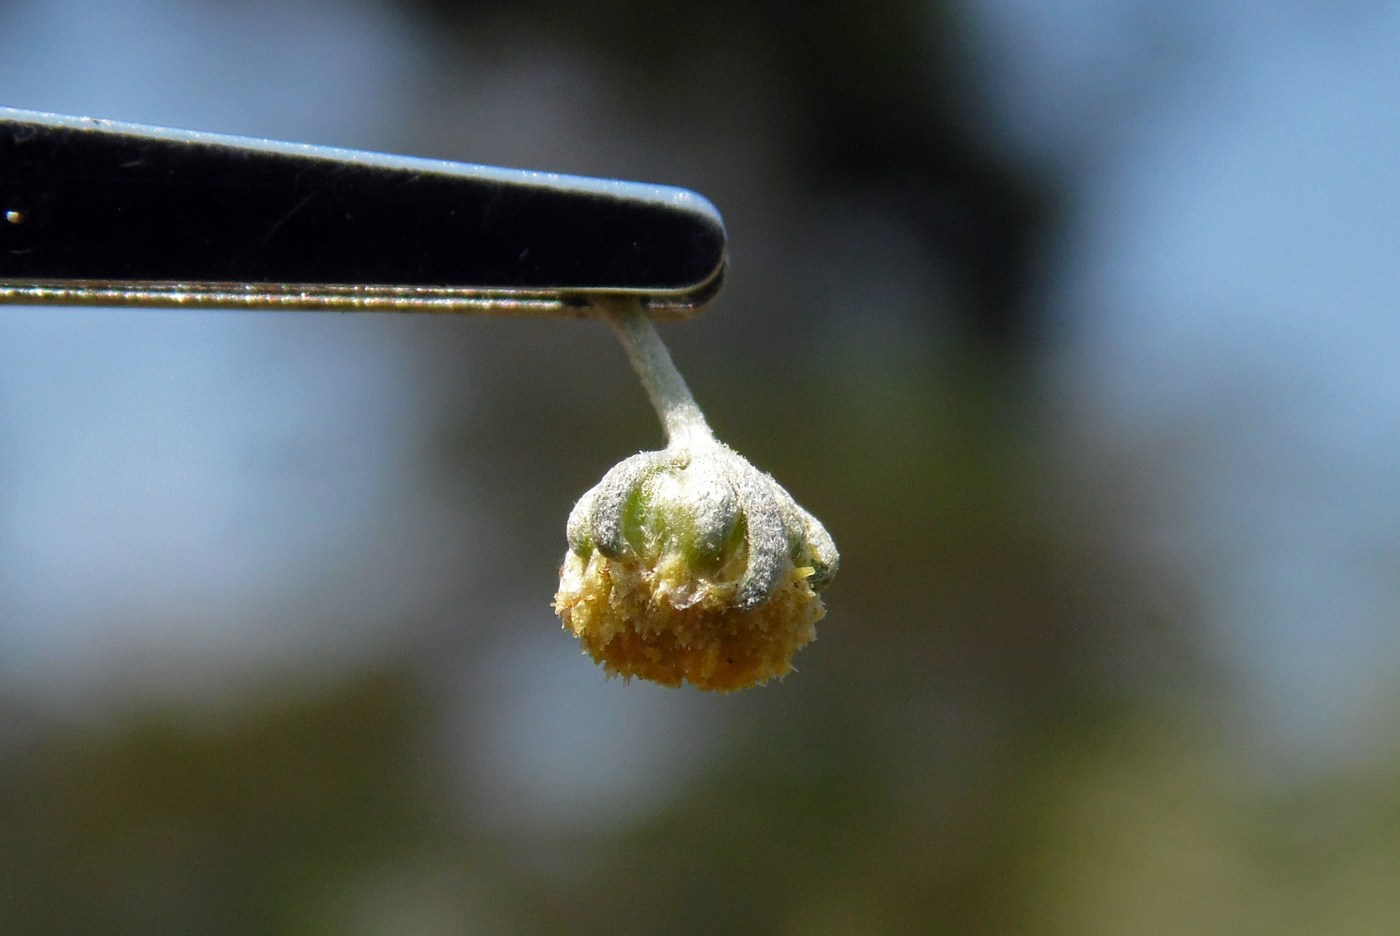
[555,299,838,691]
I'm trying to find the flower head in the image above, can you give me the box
[554,300,837,692]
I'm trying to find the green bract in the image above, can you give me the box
[565,442,837,612]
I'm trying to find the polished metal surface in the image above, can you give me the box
[0,108,727,318]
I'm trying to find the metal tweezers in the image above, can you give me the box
[0,107,726,319]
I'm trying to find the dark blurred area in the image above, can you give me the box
[4,0,1400,933]
[419,0,1056,353]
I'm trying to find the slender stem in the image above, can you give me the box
[600,297,715,451]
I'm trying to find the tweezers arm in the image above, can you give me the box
[0,108,727,319]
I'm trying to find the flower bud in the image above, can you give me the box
[555,441,837,691]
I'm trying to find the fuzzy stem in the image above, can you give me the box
[600,297,715,451]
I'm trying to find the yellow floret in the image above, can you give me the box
[554,549,824,692]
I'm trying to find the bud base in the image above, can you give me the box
[555,550,824,692]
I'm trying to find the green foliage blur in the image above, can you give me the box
[4,1,1400,934]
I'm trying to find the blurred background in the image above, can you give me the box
[2,0,1400,932]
